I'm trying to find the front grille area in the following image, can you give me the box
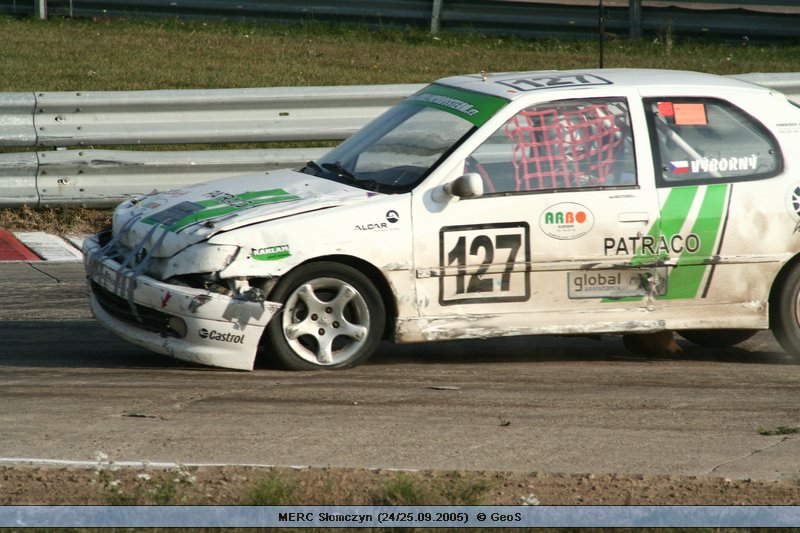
[90,281,174,336]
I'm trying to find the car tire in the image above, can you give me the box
[770,263,800,361]
[264,261,386,370]
[678,329,757,348]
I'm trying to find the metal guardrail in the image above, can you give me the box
[8,85,419,147]
[0,74,798,208]
[2,1,799,40]
[0,84,420,207]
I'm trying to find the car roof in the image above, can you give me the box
[435,68,767,100]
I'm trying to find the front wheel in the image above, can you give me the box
[264,262,386,370]
[770,263,800,361]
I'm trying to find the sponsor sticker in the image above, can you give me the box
[668,155,758,176]
[144,201,205,226]
[404,85,508,127]
[539,203,594,240]
[354,210,401,232]
[568,268,668,299]
[251,244,291,261]
[142,189,301,232]
[603,233,701,256]
[198,328,245,344]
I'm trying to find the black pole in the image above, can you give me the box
[599,0,605,68]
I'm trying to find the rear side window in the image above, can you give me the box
[645,97,781,185]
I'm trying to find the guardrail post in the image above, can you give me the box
[431,0,443,33]
[34,0,47,20]
[629,0,641,39]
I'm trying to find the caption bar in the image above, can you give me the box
[3,505,800,528]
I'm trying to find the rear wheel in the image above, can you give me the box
[678,329,757,348]
[770,263,800,361]
[264,262,386,370]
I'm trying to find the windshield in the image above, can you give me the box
[301,84,508,193]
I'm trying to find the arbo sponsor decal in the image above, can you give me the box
[539,203,594,240]
[198,328,245,344]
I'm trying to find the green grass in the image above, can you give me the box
[249,468,297,505]
[0,204,111,233]
[372,472,488,506]
[2,15,800,93]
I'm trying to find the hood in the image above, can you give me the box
[113,169,373,258]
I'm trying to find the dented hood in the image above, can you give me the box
[113,169,371,258]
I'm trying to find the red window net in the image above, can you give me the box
[504,104,623,191]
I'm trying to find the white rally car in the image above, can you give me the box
[84,68,800,370]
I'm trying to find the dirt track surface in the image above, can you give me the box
[1,262,799,505]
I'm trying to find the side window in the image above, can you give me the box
[645,97,781,184]
[466,98,636,194]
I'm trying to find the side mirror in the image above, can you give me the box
[434,173,484,202]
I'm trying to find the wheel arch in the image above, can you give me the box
[768,252,800,326]
[267,254,399,340]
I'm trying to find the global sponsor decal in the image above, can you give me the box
[604,233,701,256]
[539,202,594,240]
[252,244,291,261]
[198,328,245,344]
[568,268,667,299]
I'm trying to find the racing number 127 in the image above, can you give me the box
[439,223,530,305]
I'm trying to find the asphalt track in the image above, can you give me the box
[0,260,798,481]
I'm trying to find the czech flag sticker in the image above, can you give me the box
[670,160,690,174]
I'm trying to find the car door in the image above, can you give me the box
[409,91,662,338]
[642,94,784,306]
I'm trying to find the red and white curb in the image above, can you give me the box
[0,231,85,262]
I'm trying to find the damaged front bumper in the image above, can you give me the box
[83,234,281,370]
